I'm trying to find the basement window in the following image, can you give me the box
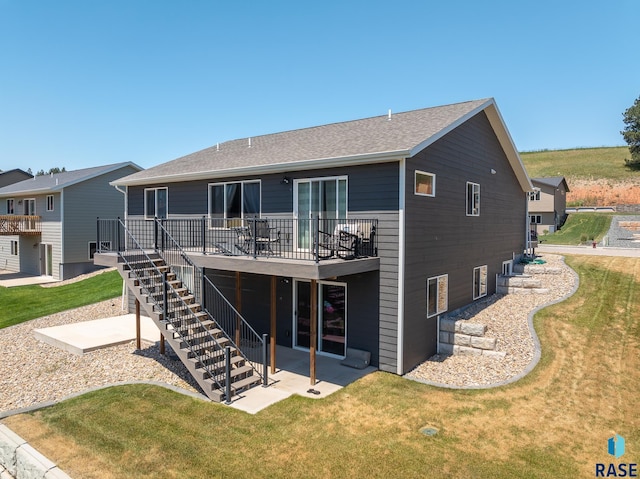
[473,265,488,299]
[427,274,448,318]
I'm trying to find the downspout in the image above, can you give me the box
[525,192,530,256]
[397,159,406,375]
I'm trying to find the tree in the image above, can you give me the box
[621,95,640,167]
[35,167,67,176]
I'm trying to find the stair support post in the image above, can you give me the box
[224,346,232,405]
[262,333,268,387]
[116,217,121,252]
[201,216,206,255]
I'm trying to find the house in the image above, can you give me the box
[0,169,33,188]
[528,176,570,234]
[0,162,142,279]
[94,98,533,401]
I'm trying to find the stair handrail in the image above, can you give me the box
[117,219,227,394]
[153,218,267,385]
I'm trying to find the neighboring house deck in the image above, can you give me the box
[95,98,533,402]
[528,176,570,234]
[0,162,142,280]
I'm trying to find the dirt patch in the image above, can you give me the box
[567,178,640,206]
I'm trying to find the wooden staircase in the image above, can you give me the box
[118,253,261,402]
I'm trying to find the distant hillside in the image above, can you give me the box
[520,147,640,206]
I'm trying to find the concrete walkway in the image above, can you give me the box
[0,271,58,288]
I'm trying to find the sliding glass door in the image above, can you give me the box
[294,177,347,250]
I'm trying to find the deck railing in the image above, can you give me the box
[0,215,41,235]
[97,216,378,263]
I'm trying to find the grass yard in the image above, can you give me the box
[3,256,640,478]
[539,213,614,245]
[0,270,122,329]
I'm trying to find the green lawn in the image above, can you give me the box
[520,146,635,180]
[6,256,639,478]
[0,270,122,329]
[539,213,614,245]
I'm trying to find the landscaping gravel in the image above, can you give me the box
[602,215,640,248]
[407,254,577,388]
[0,254,577,413]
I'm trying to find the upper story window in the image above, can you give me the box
[24,198,36,216]
[530,215,542,224]
[415,170,435,197]
[529,190,541,201]
[209,180,260,228]
[144,187,168,219]
[6,199,14,215]
[466,182,480,216]
[46,195,54,212]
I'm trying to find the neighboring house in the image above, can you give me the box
[0,169,33,188]
[95,98,533,400]
[528,177,570,234]
[0,162,142,279]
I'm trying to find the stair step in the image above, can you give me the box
[192,355,246,380]
[182,335,230,353]
[230,373,261,393]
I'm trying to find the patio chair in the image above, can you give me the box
[316,223,359,260]
[234,219,281,255]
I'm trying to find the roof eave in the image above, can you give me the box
[112,151,409,186]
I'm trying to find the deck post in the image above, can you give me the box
[310,279,317,385]
[161,271,168,355]
[135,298,141,350]
[235,272,242,348]
[201,216,206,255]
[116,217,121,252]
[225,346,232,404]
[270,275,277,375]
[262,333,268,387]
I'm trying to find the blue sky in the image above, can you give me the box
[0,0,637,173]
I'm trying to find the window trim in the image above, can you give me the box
[23,198,36,215]
[466,182,480,216]
[6,199,14,215]
[530,215,542,224]
[10,240,18,255]
[426,274,448,318]
[473,265,488,300]
[144,187,168,220]
[208,180,261,228]
[529,190,541,201]
[414,170,435,197]
[46,195,54,212]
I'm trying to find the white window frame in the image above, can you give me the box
[24,198,36,215]
[427,274,448,318]
[529,190,541,201]
[414,170,435,197]
[208,180,261,228]
[144,187,168,220]
[6,199,14,215]
[10,240,18,255]
[530,215,542,224]
[502,260,513,276]
[466,182,480,216]
[46,195,54,212]
[473,265,488,300]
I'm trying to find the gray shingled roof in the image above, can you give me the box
[0,162,142,196]
[532,176,570,192]
[115,99,516,186]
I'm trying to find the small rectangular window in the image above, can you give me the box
[473,265,488,299]
[46,195,54,212]
[6,199,14,215]
[427,274,448,318]
[529,191,541,201]
[10,240,18,255]
[415,171,435,197]
[530,215,542,224]
[466,182,480,216]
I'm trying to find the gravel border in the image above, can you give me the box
[405,254,579,389]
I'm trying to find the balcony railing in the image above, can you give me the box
[97,217,378,263]
[0,215,42,235]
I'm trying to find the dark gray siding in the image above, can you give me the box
[128,162,400,372]
[403,111,527,372]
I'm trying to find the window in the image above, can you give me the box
[529,190,541,201]
[209,180,260,227]
[24,198,36,215]
[89,241,112,259]
[502,260,513,276]
[10,240,18,255]
[415,170,435,197]
[6,199,14,215]
[473,265,488,299]
[427,274,448,318]
[144,187,168,219]
[530,215,542,224]
[46,195,54,212]
[466,182,480,216]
